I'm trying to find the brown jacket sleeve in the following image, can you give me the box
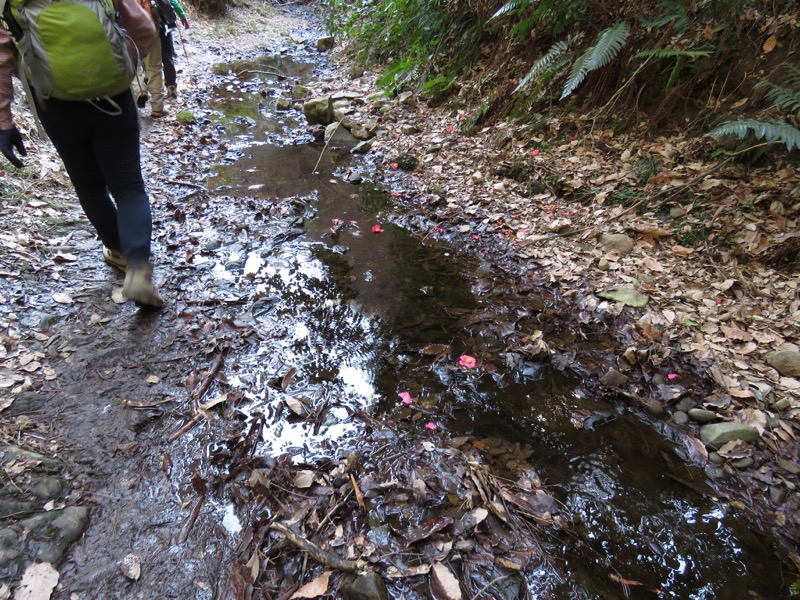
[114,0,157,60]
[0,26,16,130]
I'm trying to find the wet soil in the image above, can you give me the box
[0,2,798,599]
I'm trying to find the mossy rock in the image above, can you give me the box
[176,110,197,124]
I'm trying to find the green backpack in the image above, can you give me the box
[1,0,136,102]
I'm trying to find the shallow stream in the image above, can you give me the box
[184,51,788,598]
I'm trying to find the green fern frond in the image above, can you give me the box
[514,35,577,93]
[706,119,800,151]
[489,0,533,23]
[634,48,711,60]
[754,67,800,116]
[561,21,628,100]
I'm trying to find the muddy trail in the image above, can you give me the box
[0,4,795,600]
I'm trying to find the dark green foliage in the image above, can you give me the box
[707,64,800,152]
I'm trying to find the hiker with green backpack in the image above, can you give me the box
[0,0,165,308]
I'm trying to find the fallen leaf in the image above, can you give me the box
[762,34,777,53]
[52,292,74,304]
[290,571,331,599]
[717,439,752,460]
[14,562,59,599]
[121,554,141,581]
[431,563,462,600]
[293,470,316,488]
[146,375,160,384]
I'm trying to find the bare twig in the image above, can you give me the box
[179,493,207,542]
[269,521,369,572]
[312,121,340,173]
[192,351,227,401]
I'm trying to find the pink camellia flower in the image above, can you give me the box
[425,422,436,430]
[667,373,678,380]
[458,355,477,369]
[472,235,479,240]
[371,224,384,234]
[332,218,343,226]
[398,391,413,405]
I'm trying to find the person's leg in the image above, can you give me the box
[90,90,152,265]
[36,99,122,252]
[143,34,165,114]
[161,29,177,91]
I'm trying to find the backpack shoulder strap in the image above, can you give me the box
[1,0,24,42]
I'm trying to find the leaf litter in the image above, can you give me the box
[0,2,797,597]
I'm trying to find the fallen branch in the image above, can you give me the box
[269,521,368,572]
[192,351,227,401]
[179,493,207,542]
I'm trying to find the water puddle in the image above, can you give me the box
[183,52,788,597]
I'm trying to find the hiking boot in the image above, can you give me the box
[102,245,127,272]
[150,109,168,118]
[166,85,177,98]
[136,93,148,108]
[122,263,164,308]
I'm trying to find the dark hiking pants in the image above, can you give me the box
[37,89,153,264]
[161,28,177,88]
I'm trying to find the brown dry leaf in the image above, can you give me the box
[642,257,664,272]
[284,395,310,417]
[431,563,463,600]
[671,245,694,257]
[684,435,708,464]
[246,550,260,583]
[290,571,331,599]
[293,470,316,488]
[717,440,752,459]
[728,388,755,399]
[720,326,752,342]
[146,375,160,385]
[762,34,777,53]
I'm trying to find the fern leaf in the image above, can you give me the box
[489,0,533,23]
[706,119,800,151]
[634,48,711,60]
[561,21,628,99]
[514,39,570,93]
[763,86,800,116]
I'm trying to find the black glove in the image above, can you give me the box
[0,127,26,169]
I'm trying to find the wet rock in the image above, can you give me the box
[599,369,628,388]
[772,397,791,411]
[303,97,333,125]
[316,36,335,52]
[708,452,724,465]
[275,97,292,111]
[324,122,359,145]
[291,85,311,100]
[339,572,390,600]
[401,124,420,135]
[348,64,365,79]
[397,91,416,106]
[676,398,695,412]
[688,408,717,423]
[765,348,800,376]
[732,456,755,469]
[349,126,371,140]
[29,476,63,499]
[599,233,635,255]
[351,140,373,154]
[642,398,665,416]
[597,258,609,271]
[672,410,689,425]
[597,287,649,307]
[0,506,89,574]
[700,422,759,449]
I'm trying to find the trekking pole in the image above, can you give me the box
[177,24,189,60]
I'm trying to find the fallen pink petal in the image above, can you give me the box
[459,355,477,368]
[667,373,678,380]
[425,422,436,430]
[371,224,384,234]
[398,391,413,404]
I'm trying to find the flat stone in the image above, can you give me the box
[599,233,634,256]
[340,572,390,600]
[598,287,649,307]
[765,349,800,376]
[599,369,628,387]
[351,140,373,154]
[324,122,359,145]
[700,422,759,449]
[303,97,333,125]
[672,411,690,425]
[688,408,717,423]
[642,398,665,416]
[316,36,335,51]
